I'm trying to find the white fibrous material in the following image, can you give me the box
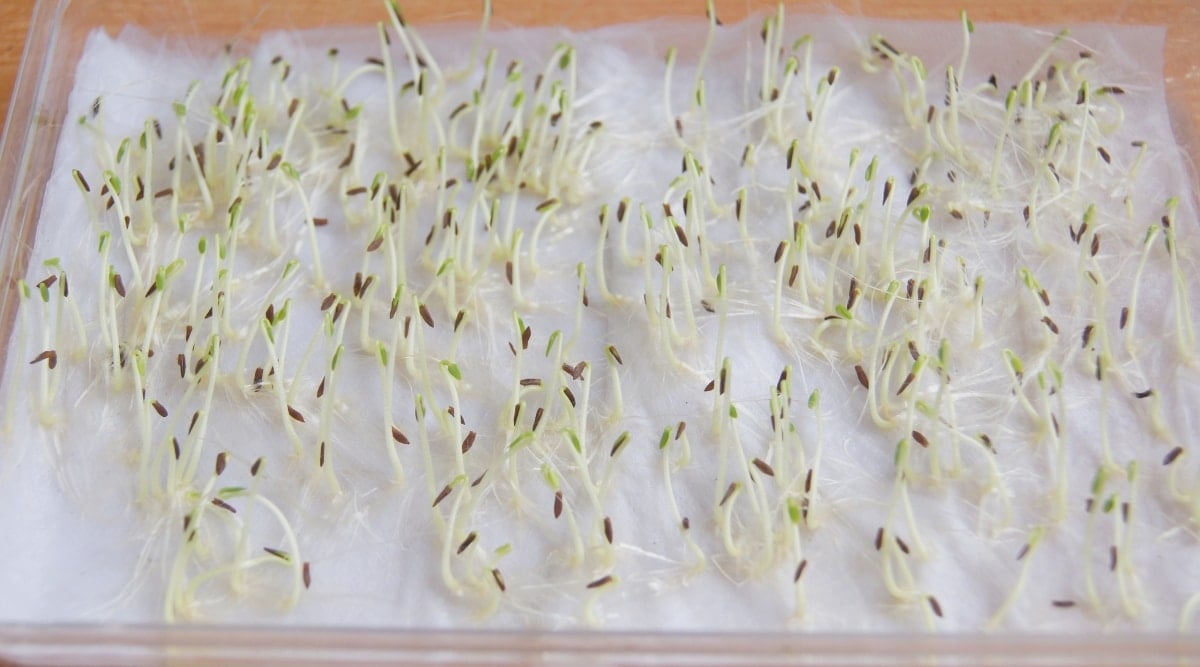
[1,5,1199,633]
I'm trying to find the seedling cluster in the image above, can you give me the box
[3,1,1199,631]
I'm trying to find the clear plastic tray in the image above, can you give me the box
[1,0,1199,664]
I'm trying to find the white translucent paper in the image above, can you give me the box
[1,10,1198,635]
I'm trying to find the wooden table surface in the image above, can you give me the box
[0,0,33,127]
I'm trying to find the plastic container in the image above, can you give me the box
[1,0,1199,664]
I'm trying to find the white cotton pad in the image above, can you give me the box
[1,8,1198,634]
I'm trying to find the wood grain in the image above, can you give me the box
[0,0,33,127]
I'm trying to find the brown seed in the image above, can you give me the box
[151,400,168,418]
[457,531,478,555]
[554,491,564,518]
[264,547,289,561]
[855,364,870,389]
[1052,600,1076,608]
[606,344,622,365]
[251,457,264,476]
[303,562,312,589]
[30,350,57,369]
[896,372,916,396]
[112,274,126,297]
[1081,324,1094,348]
[752,458,775,477]
[703,379,715,392]
[433,484,453,508]
[316,377,326,398]
[911,431,929,448]
[532,407,545,431]
[461,431,477,453]
[287,405,305,422]
[563,387,576,407]
[520,378,542,387]
[1109,546,1118,571]
[793,559,809,582]
[1042,316,1059,335]
[603,516,614,544]
[586,575,614,589]
[1163,447,1184,466]
[366,234,384,252]
[928,596,943,618]
[172,438,181,460]
[215,451,227,476]
[212,498,237,513]
[391,426,409,445]
[1119,307,1129,329]
[521,326,532,350]
[73,169,90,192]
[320,293,337,311]
[773,241,786,263]
[1016,543,1030,561]
[491,568,506,592]
[895,536,910,554]
[418,303,434,328]
[874,527,884,551]
[805,468,813,493]
[338,143,356,169]
[719,482,739,507]
[674,224,689,247]
[319,441,326,467]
